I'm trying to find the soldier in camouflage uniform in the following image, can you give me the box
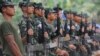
[74,13,89,56]
[63,10,81,56]
[44,8,69,56]
[33,3,46,43]
[18,0,40,56]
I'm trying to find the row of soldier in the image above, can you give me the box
[0,0,100,56]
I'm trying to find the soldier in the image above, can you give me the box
[19,0,34,44]
[53,6,64,36]
[44,8,69,56]
[19,0,40,56]
[32,2,37,16]
[75,13,89,56]
[64,10,81,56]
[0,0,25,56]
[34,3,44,17]
[33,3,46,43]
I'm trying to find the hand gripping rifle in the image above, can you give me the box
[53,4,61,47]
[26,18,33,56]
[41,17,48,56]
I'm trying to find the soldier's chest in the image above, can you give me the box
[47,24,56,32]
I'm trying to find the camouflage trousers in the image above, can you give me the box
[25,43,57,56]
[25,43,44,56]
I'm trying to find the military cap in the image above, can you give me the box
[45,8,56,18]
[0,0,14,6]
[76,13,89,19]
[34,3,44,9]
[63,10,69,15]
[71,11,77,15]
[0,0,14,12]
[32,2,36,7]
[82,13,89,18]
[63,10,69,17]
[53,6,62,12]
[75,13,82,17]
[63,10,77,17]
[19,0,33,7]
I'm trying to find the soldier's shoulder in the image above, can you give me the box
[1,21,10,25]
[0,21,12,30]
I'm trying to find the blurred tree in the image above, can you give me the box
[3,0,99,23]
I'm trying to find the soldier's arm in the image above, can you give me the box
[21,28,34,44]
[1,22,23,56]
[4,34,23,56]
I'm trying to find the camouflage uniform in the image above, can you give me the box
[18,0,42,56]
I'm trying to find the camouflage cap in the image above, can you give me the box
[45,8,56,14]
[82,13,89,18]
[19,0,33,7]
[76,13,89,18]
[53,6,62,12]
[64,10,77,14]
[0,0,15,12]
[45,8,56,18]
[34,3,44,9]
[0,0,14,6]
[63,10,70,16]
[32,2,36,7]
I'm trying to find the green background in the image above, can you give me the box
[0,0,100,24]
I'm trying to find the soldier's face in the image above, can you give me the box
[58,10,62,18]
[74,16,81,23]
[70,14,74,19]
[67,14,71,19]
[38,9,42,16]
[82,18,87,23]
[3,5,15,16]
[41,9,45,17]
[32,6,35,13]
[35,8,42,16]
[50,13,56,20]
[27,6,34,14]
[55,13,57,19]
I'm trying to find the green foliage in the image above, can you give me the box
[0,0,99,23]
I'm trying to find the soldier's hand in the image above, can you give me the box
[22,37,27,44]
[44,32,49,39]
[28,28,34,36]
[56,48,69,56]
[79,45,87,52]
[68,44,76,50]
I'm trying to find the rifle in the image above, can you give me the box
[64,19,68,36]
[79,13,84,36]
[92,19,96,35]
[56,17,61,36]
[26,19,33,44]
[55,4,61,36]
[69,10,73,37]
[41,17,49,56]
[26,18,33,56]
[53,5,61,47]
